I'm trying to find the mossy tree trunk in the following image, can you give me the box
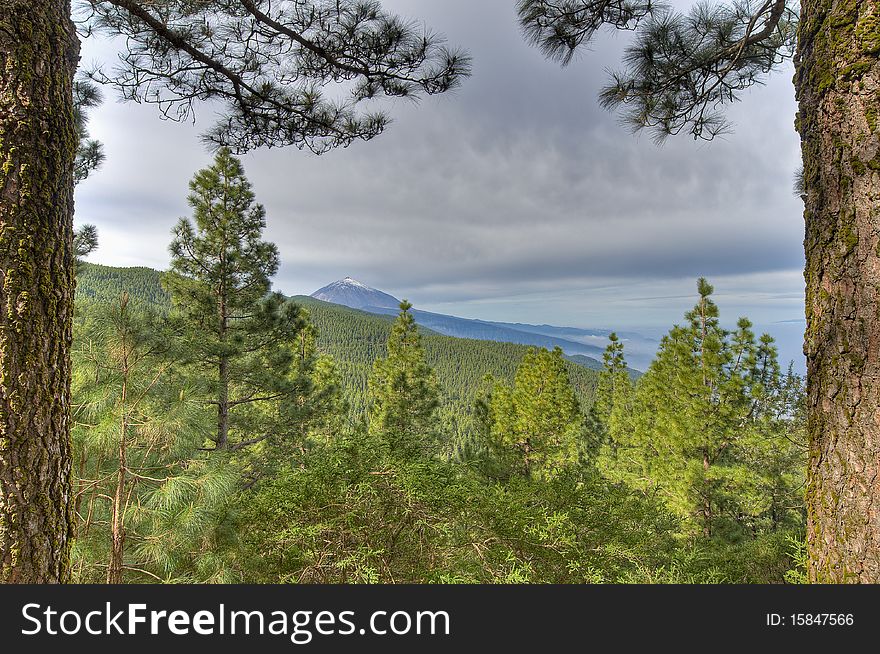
[0,0,78,583]
[796,0,880,582]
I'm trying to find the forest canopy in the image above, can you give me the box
[70,151,807,584]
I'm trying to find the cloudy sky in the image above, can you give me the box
[76,0,806,366]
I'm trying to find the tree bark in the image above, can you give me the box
[0,0,78,583]
[701,449,712,539]
[796,0,880,582]
[217,356,230,450]
[107,366,128,584]
[217,291,230,450]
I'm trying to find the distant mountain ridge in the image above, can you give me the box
[75,265,646,376]
[311,277,655,371]
[363,304,607,358]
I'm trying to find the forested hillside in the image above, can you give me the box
[296,297,599,426]
[66,152,806,586]
[308,276,611,365]
[76,263,600,439]
[2,0,874,594]
[77,263,171,312]
[74,261,806,585]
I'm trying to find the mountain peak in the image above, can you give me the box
[340,276,369,288]
[311,277,401,310]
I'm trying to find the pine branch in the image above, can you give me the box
[83,0,471,152]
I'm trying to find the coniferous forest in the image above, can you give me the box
[68,150,807,584]
[0,0,877,590]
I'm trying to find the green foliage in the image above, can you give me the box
[236,430,684,584]
[518,0,798,141]
[237,430,801,584]
[598,279,806,540]
[74,264,806,584]
[71,294,230,583]
[164,149,307,451]
[475,347,584,480]
[237,430,474,584]
[131,458,241,583]
[368,301,441,458]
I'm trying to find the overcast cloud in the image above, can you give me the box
[75,0,806,365]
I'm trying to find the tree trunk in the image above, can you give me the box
[701,449,712,539]
[107,375,128,584]
[0,0,78,583]
[796,0,880,582]
[73,447,86,534]
[217,356,230,450]
[107,461,126,584]
[216,278,229,450]
[216,301,229,451]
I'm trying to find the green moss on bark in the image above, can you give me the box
[798,0,880,582]
[856,7,880,54]
[0,0,78,583]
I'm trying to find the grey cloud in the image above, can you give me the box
[75,0,805,360]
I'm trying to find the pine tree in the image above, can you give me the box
[71,294,210,583]
[479,347,583,480]
[599,279,804,539]
[73,75,105,184]
[72,75,104,269]
[0,0,468,581]
[593,333,635,462]
[595,333,626,423]
[74,224,99,270]
[164,148,305,452]
[517,0,878,582]
[368,301,440,459]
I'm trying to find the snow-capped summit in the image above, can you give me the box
[338,276,372,290]
[310,277,401,310]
